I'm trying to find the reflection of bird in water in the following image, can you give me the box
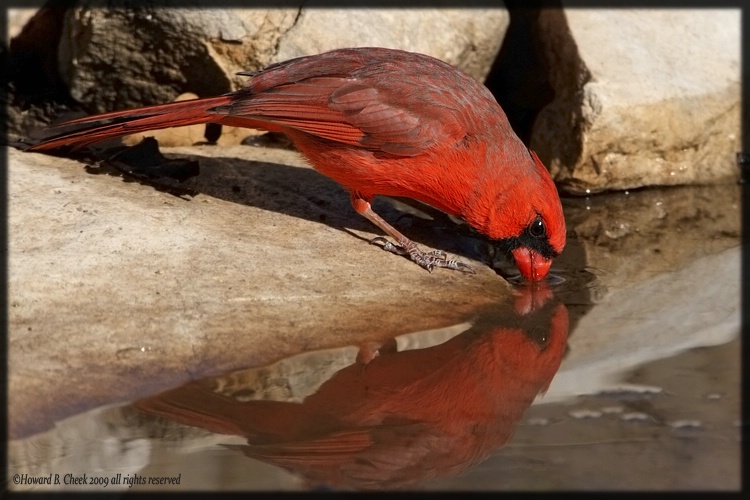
[136,299,568,490]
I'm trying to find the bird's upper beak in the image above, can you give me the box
[512,247,552,282]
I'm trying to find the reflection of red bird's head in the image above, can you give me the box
[512,279,555,316]
[136,303,569,490]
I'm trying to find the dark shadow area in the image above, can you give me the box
[4,3,86,147]
[110,141,494,268]
[485,3,589,179]
[485,2,558,145]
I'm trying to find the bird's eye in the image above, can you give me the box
[529,218,545,237]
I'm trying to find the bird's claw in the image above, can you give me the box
[370,236,475,274]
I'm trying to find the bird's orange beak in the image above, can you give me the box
[512,247,552,282]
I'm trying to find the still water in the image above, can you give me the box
[8,180,741,491]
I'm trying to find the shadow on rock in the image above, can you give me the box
[44,137,498,272]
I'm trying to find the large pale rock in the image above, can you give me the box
[56,3,507,117]
[7,144,509,439]
[531,9,741,193]
[273,3,507,83]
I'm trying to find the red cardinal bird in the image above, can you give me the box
[29,47,565,280]
[135,302,569,489]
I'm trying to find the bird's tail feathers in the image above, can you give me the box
[29,95,234,152]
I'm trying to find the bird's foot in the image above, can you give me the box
[370,236,475,274]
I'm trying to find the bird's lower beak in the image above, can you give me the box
[512,247,552,282]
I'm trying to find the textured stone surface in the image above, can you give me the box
[7,144,510,439]
[273,3,508,83]
[530,8,741,193]
[57,6,300,112]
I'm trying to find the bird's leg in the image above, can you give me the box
[350,195,475,274]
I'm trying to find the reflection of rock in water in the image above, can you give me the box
[135,302,569,490]
[541,183,740,402]
[547,245,740,402]
[212,322,474,403]
[565,184,740,288]
[214,345,359,403]
[547,183,740,342]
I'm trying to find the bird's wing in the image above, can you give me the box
[213,70,466,156]
[237,423,460,489]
